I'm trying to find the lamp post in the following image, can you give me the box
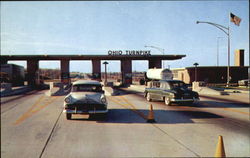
[193,63,199,82]
[196,20,230,87]
[103,61,109,86]
[217,37,223,66]
[145,45,165,68]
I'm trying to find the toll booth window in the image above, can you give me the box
[161,83,170,89]
[72,85,102,92]
[156,82,160,88]
[166,83,170,89]
[160,83,165,89]
[153,81,160,88]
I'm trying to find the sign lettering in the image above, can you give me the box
[108,50,151,56]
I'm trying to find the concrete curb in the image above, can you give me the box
[1,86,32,97]
[45,84,71,96]
[103,86,117,96]
[199,94,249,105]
[224,89,249,94]
[193,87,229,96]
[45,87,65,96]
[128,85,145,93]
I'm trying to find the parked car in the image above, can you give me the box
[63,80,108,120]
[238,79,249,87]
[144,80,199,106]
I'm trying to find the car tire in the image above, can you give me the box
[164,97,172,106]
[146,93,152,102]
[66,113,72,120]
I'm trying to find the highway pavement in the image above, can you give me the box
[1,88,249,157]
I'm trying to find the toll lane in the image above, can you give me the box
[115,89,249,157]
[1,91,64,158]
[1,89,249,157]
[40,96,198,157]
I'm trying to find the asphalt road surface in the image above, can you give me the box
[1,89,249,157]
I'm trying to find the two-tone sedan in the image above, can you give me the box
[64,80,108,120]
[144,80,199,106]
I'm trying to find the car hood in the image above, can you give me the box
[67,92,103,104]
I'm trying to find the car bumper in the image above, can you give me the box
[171,98,199,102]
[63,109,108,114]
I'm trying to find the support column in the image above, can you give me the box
[60,59,70,84]
[92,59,101,81]
[148,59,162,69]
[27,59,39,87]
[121,60,132,85]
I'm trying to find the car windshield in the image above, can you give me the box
[72,84,102,92]
[168,81,188,89]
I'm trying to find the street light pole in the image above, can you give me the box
[193,63,199,82]
[217,37,223,66]
[145,45,165,68]
[103,61,109,86]
[196,20,230,87]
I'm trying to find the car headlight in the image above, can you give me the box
[100,97,107,104]
[169,92,175,97]
[64,97,71,104]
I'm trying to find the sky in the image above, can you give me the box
[1,1,249,73]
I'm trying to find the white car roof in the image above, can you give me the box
[72,80,101,86]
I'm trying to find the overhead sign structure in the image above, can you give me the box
[0,54,186,86]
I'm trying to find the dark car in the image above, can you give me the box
[144,80,199,106]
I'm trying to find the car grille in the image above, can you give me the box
[66,104,106,111]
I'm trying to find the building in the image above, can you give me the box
[172,66,248,84]
[0,64,25,86]
[172,49,248,85]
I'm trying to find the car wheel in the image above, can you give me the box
[66,113,72,120]
[146,93,152,102]
[164,97,172,106]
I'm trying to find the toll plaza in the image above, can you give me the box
[0,54,186,86]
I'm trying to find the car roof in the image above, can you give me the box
[72,80,101,86]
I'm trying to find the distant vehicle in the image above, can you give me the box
[63,80,108,120]
[238,79,249,87]
[146,68,173,81]
[144,80,199,106]
[143,68,173,85]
